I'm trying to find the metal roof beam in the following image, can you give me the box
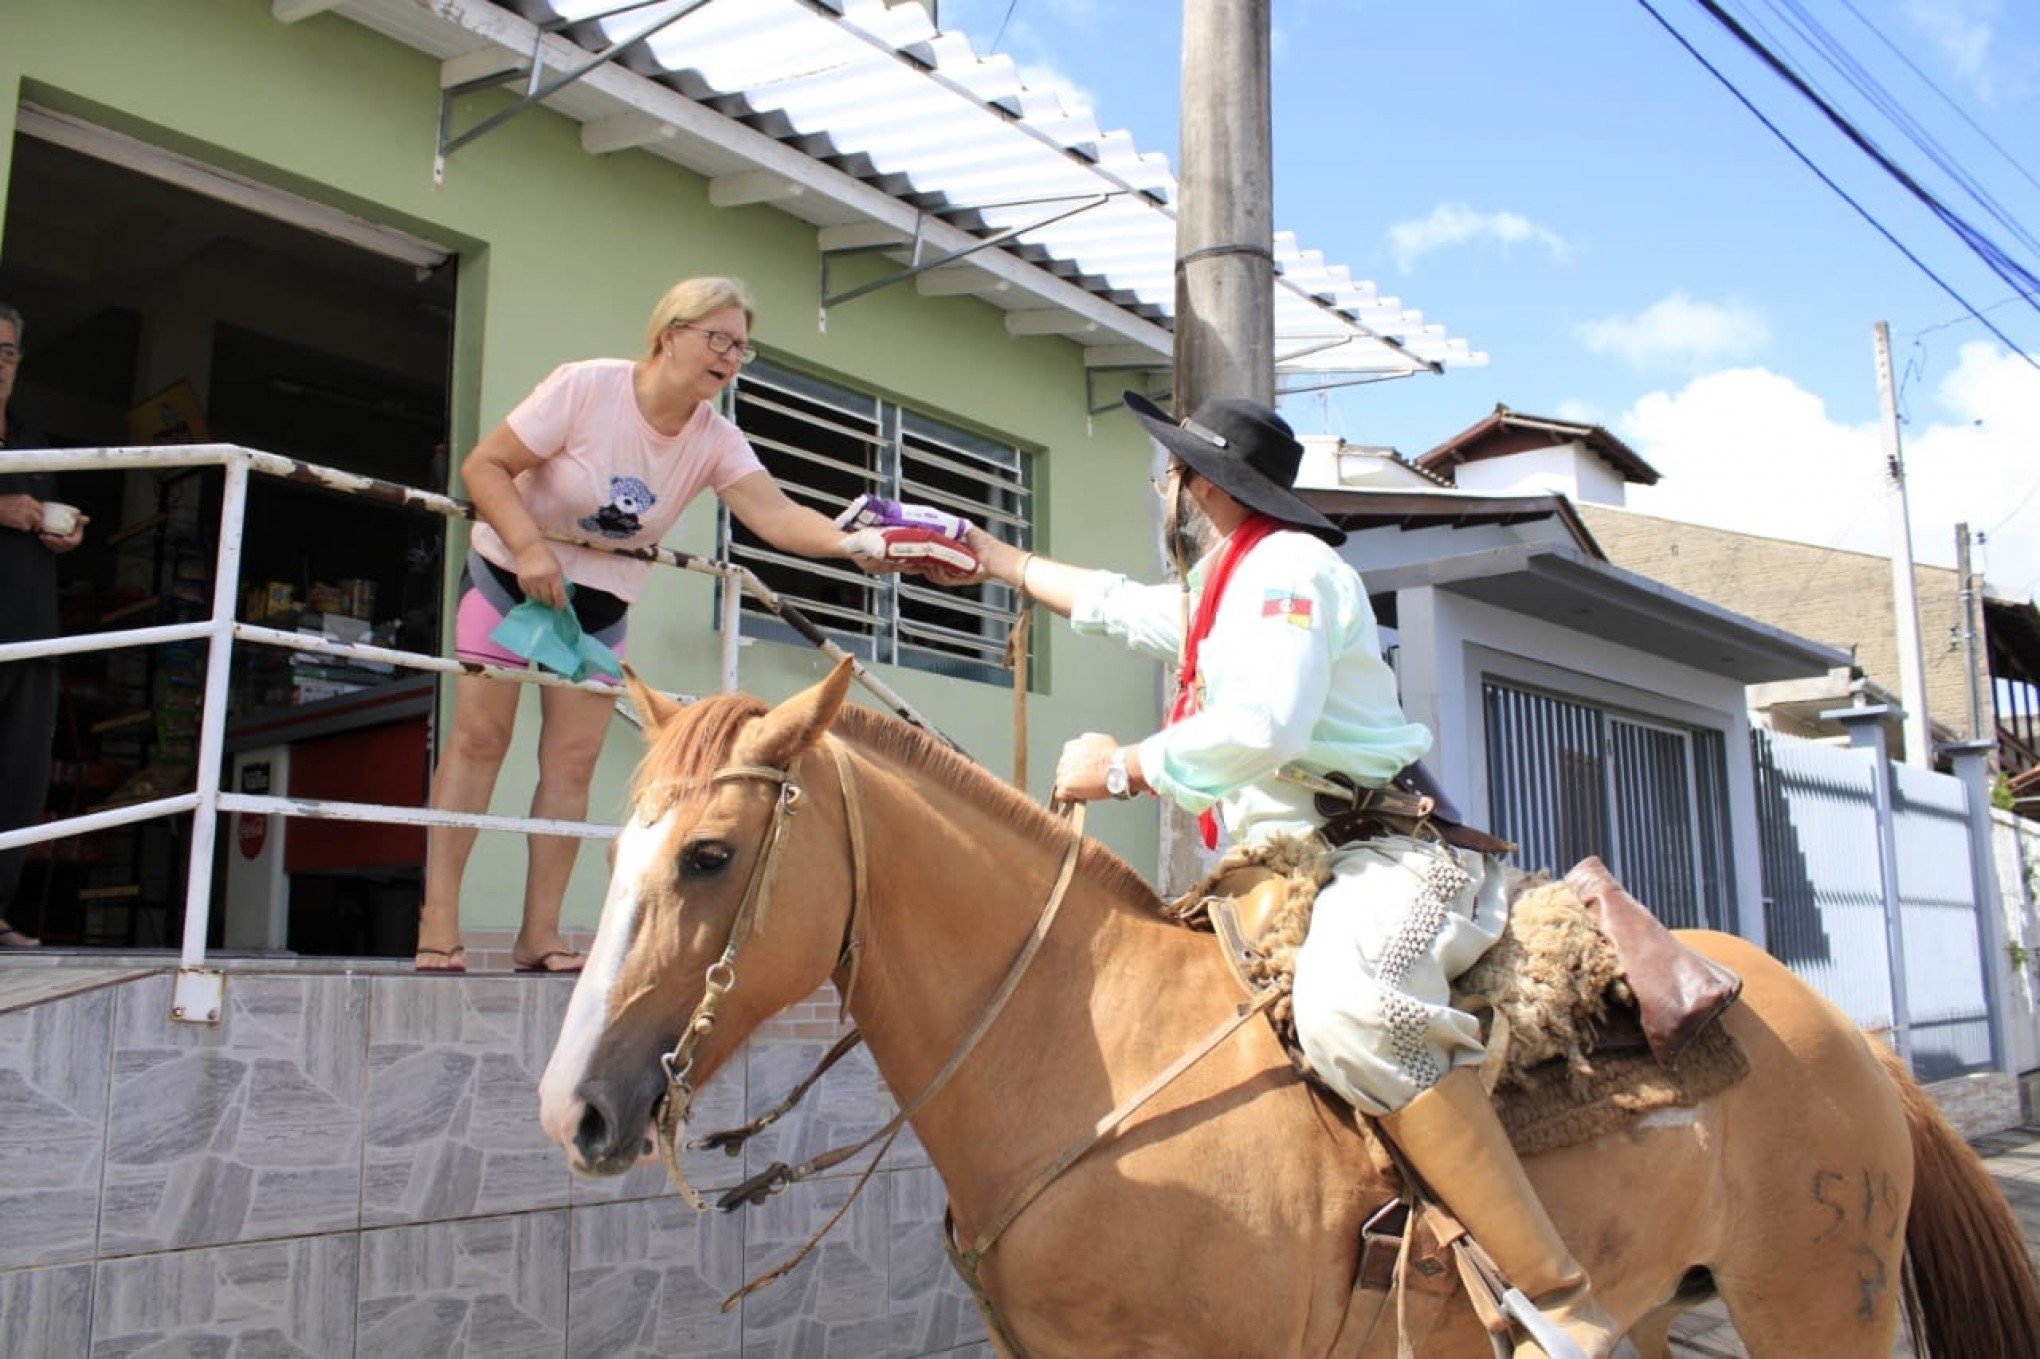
[434,0,711,182]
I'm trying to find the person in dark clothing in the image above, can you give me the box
[0,303,87,946]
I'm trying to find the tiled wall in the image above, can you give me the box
[0,966,989,1358]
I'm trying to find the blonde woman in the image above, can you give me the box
[417,277,926,972]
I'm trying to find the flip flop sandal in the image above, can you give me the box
[514,949,587,974]
[414,946,467,974]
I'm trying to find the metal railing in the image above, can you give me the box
[0,445,949,1022]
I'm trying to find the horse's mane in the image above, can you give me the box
[632,691,1160,911]
[830,703,1161,909]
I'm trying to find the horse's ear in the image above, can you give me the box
[623,663,685,737]
[735,658,855,767]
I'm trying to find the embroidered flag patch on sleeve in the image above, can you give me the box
[1261,591,1314,628]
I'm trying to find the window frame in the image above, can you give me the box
[715,359,1034,687]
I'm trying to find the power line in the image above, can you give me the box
[990,0,1021,54]
[1632,0,2040,376]
[1690,0,2040,315]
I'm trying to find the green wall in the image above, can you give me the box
[0,0,1170,930]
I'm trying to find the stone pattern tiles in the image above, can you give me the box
[0,968,987,1356]
[0,1263,92,1357]
[90,1233,358,1357]
[359,1210,569,1358]
[0,982,114,1268]
[98,972,366,1256]
[364,975,572,1226]
[568,1196,746,1357]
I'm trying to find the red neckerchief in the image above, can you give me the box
[1165,513,1283,847]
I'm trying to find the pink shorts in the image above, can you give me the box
[454,579,628,685]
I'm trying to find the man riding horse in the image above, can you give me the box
[956,392,1633,1359]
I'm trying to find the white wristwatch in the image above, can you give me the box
[1105,746,1134,799]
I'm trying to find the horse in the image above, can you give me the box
[538,660,2040,1356]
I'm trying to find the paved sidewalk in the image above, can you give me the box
[1668,1123,2040,1356]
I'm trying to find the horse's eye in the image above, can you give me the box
[682,840,733,878]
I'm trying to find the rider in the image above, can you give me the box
[957,391,1631,1359]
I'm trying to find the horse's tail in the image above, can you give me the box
[1870,1041,2040,1357]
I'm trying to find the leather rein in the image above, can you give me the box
[646,737,1274,1331]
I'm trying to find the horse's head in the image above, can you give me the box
[538,659,859,1175]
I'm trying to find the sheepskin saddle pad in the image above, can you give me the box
[1168,836,1749,1156]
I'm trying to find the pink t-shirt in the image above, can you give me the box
[470,358,764,602]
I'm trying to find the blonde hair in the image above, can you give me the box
[644,277,756,356]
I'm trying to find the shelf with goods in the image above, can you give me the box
[29,468,212,946]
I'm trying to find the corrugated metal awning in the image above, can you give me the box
[318,0,1484,387]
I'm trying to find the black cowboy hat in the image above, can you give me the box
[1122,391,1346,546]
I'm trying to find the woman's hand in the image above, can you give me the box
[513,542,569,609]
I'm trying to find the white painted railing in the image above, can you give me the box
[0,445,946,1022]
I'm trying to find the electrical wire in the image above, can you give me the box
[1632,0,2040,375]
[1690,0,2040,314]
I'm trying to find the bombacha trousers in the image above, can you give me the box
[1289,833,1510,1117]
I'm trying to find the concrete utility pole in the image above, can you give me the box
[1174,0,1275,411]
[1873,321,1933,769]
[1156,0,1277,893]
[1956,522,1989,743]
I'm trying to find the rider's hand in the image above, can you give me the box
[513,542,569,609]
[1053,731,1119,803]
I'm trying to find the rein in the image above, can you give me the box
[648,737,1092,1308]
[645,734,1281,1342]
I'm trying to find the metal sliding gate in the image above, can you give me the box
[1752,728,1992,1078]
[1481,679,1731,930]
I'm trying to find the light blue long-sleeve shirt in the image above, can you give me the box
[1071,528,1432,845]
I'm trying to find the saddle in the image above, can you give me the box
[1170,842,1746,1095]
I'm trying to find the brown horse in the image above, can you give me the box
[538,661,2040,1356]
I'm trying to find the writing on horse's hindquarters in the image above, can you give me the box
[538,659,2040,1356]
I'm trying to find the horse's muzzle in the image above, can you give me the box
[570,1069,664,1175]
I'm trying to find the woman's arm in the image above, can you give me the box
[462,423,568,608]
[719,470,862,560]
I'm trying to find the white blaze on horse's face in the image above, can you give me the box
[537,805,671,1156]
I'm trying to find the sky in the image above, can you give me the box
[934,0,2040,603]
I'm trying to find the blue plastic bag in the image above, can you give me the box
[488,586,622,682]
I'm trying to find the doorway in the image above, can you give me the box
[0,113,456,954]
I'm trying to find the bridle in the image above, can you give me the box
[648,739,864,1212]
[639,730,1272,1336]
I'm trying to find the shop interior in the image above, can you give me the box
[1,122,455,955]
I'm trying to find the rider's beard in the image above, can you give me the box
[1163,482,1215,580]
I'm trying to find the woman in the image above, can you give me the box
[417,276,901,972]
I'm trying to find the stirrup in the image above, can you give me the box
[1498,1290,1639,1359]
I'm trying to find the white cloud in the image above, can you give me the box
[1384,203,1570,273]
[1615,346,2040,599]
[1576,292,1770,370]
[1901,0,2000,102]
[1552,398,1607,427]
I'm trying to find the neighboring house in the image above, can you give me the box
[1296,479,1844,943]
[1408,405,2040,784]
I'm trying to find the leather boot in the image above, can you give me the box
[1378,1068,1635,1359]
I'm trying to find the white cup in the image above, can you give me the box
[39,502,79,536]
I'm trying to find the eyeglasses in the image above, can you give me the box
[1149,463,1185,498]
[0,344,20,365]
[672,323,757,365]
